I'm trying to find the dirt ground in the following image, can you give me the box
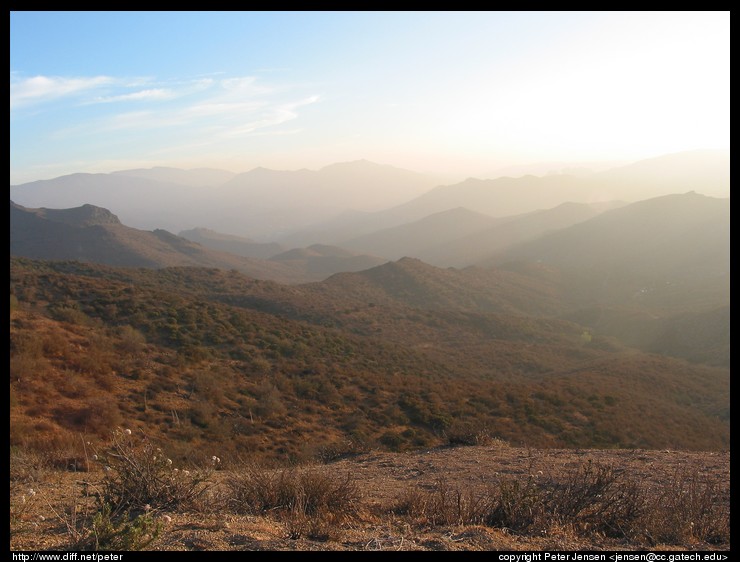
[10,445,730,551]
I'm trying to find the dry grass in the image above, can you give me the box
[10,442,730,551]
[389,458,728,548]
[226,462,361,541]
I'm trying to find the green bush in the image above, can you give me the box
[82,502,161,551]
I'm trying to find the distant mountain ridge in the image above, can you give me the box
[341,201,626,267]
[10,150,729,242]
[341,207,501,262]
[277,150,729,247]
[178,227,284,260]
[111,166,236,187]
[19,202,122,227]
[485,192,730,279]
[10,160,441,238]
[10,201,390,283]
[9,200,304,281]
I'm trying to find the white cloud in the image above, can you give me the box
[95,77,319,140]
[10,74,113,109]
[12,72,321,166]
[91,88,175,103]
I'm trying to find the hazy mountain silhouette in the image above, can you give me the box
[10,201,396,284]
[110,166,235,187]
[380,150,728,225]
[9,173,211,233]
[268,244,388,278]
[220,160,437,212]
[11,160,440,239]
[420,201,625,267]
[10,201,308,282]
[178,228,284,259]
[345,201,624,267]
[386,174,594,221]
[483,192,729,314]
[484,192,729,277]
[593,149,730,201]
[10,150,728,243]
[213,160,441,238]
[341,207,501,261]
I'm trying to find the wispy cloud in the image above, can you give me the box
[217,95,320,138]
[91,88,176,103]
[10,74,113,109]
[30,73,321,153]
[95,76,319,140]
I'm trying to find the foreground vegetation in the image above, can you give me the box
[10,431,729,551]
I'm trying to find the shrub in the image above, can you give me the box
[637,467,730,546]
[78,502,161,551]
[226,463,360,540]
[391,478,491,526]
[228,464,358,515]
[390,461,661,542]
[444,422,507,447]
[96,429,213,513]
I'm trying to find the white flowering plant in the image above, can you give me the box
[94,428,213,514]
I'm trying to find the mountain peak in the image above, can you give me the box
[13,202,122,227]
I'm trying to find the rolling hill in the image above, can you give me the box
[10,257,730,463]
[481,192,730,310]
[178,228,284,260]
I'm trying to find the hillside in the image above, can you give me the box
[10,258,729,465]
[482,192,730,312]
[318,257,564,317]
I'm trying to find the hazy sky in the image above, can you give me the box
[10,11,729,184]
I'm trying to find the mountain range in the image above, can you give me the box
[10,160,440,238]
[10,150,728,241]
[10,201,386,283]
[9,149,730,459]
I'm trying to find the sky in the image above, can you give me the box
[10,11,730,184]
